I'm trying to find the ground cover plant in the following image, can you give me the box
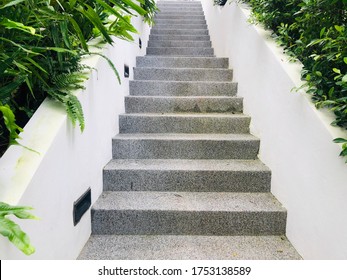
[241,0,347,160]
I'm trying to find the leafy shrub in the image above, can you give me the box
[0,0,154,157]
[0,0,156,255]
[142,0,158,25]
[243,0,347,160]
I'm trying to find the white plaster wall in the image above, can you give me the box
[0,16,150,260]
[202,0,347,259]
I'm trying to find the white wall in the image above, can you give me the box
[0,16,150,260]
[202,0,347,259]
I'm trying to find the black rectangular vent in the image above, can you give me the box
[73,188,91,226]
[124,64,129,78]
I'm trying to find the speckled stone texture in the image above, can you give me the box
[119,113,250,134]
[146,47,214,56]
[79,0,301,260]
[91,192,286,235]
[134,68,232,81]
[151,24,208,30]
[103,159,271,192]
[151,29,208,35]
[154,19,207,24]
[125,96,242,113]
[136,57,228,68]
[78,235,301,260]
[129,81,238,96]
[149,34,210,41]
[112,133,259,159]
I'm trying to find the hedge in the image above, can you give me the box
[242,0,347,160]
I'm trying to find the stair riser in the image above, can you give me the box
[125,97,242,113]
[146,47,214,57]
[136,57,228,68]
[156,12,204,16]
[154,19,206,24]
[148,40,211,48]
[104,169,271,192]
[92,211,286,235]
[151,29,208,35]
[155,8,203,13]
[149,34,210,41]
[134,68,232,82]
[154,15,206,20]
[112,139,259,160]
[151,24,207,30]
[157,2,202,6]
[119,115,250,134]
[129,81,238,96]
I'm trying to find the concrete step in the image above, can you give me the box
[156,8,203,12]
[151,24,208,30]
[146,47,214,57]
[134,68,232,81]
[112,133,259,160]
[157,2,203,6]
[156,12,204,17]
[154,14,205,20]
[136,56,228,68]
[103,158,271,192]
[148,40,211,48]
[151,29,208,35]
[119,113,249,134]
[154,18,206,24]
[124,96,242,113]
[129,80,237,96]
[149,34,210,41]
[78,235,301,260]
[91,191,286,235]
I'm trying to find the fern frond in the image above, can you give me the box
[87,52,121,84]
[52,72,88,93]
[63,94,85,132]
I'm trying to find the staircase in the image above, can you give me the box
[78,0,301,260]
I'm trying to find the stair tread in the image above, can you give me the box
[120,112,248,117]
[126,95,237,99]
[104,158,270,172]
[113,133,258,141]
[78,235,301,260]
[135,66,228,70]
[93,191,285,213]
[131,80,235,84]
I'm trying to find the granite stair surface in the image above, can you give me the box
[78,0,301,260]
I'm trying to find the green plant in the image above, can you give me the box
[141,0,158,25]
[0,0,157,256]
[0,0,152,157]
[0,202,38,255]
[243,0,347,161]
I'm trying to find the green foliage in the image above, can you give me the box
[0,0,156,157]
[141,0,158,25]
[0,0,157,256]
[243,0,347,160]
[0,202,38,255]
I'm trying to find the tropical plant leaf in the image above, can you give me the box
[0,104,23,145]
[0,18,37,35]
[89,52,121,84]
[0,0,26,9]
[0,202,37,255]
